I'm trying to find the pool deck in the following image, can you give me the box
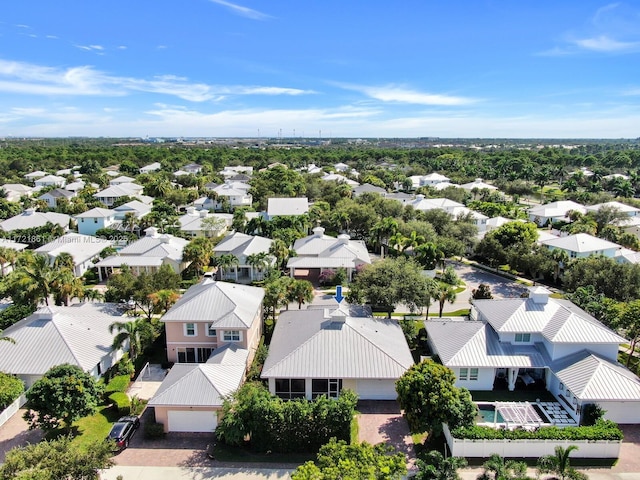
[476,400,578,429]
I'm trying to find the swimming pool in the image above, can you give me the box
[477,403,505,423]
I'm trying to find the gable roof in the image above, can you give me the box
[261,306,413,379]
[35,233,113,263]
[38,188,74,199]
[161,279,264,329]
[541,233,621,254]
[352,183,386,195]
[113,200,152,217]
[472,296,625,344]
[214,232,272,258]
[0,210,70,232]
[267,197,309,216]
[148,344,248,407]
[528,200,586,218]
[425,320,550,368]
[585,201,640,215]
[94,183,143,199]
[551,350,640,401]
[0,303,124,376]
[291,228,371,265]
[75,207,115,219]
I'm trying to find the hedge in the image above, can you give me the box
[0,372,24,410]
[451,420,623,441]
[108,392,131,415]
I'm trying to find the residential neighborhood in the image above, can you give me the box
[1,141,640,480]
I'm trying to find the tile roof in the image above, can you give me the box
[161,279,264,328]
[262,306,413,379]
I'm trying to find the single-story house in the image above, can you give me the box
[528,200,586,226]
[35,233,113,277]
[261,305,414,400]
[0,303,127,388]
[266,197,309,219]
[0,209,70,233]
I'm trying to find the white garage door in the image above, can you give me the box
[167,410,217,433]
[598,402,640,424]
[356,379,398,400]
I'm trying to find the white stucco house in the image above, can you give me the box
[541,233,622,259]
[0,209,70,233]
[261,304,414,400]
[34,175,67,189]
[35,233,113,277]
[213,231,274,282]
[426,286,640,424]
[528,200,586,226]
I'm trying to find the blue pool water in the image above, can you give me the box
[478,404,505,423]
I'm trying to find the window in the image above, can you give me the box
[223,330,241,342]
[469,368,479,381]
[184,323,197,336]
[312,379,343,399]
[515,333,531,343]
[94,218,98,224]
[559,382,564,391]
[207,324,217,337]
[459,368,468,381]
[275,378,306,399]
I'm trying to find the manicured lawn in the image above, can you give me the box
[71,404,121,450]
[212,442,313,464]
[470,390,556,403]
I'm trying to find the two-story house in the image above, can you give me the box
[75,207,118,236]
[38,188,75,209]
[148,279,265,432]
[426,286,640,423]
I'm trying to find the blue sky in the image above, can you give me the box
[1,1,640,138]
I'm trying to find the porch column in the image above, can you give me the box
[508,368,518,391]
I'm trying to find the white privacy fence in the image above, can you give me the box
[0,394,27,428]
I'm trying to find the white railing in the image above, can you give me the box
[137,361,151,381]
[0,394,27,428]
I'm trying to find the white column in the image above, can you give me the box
[508,368,518,391]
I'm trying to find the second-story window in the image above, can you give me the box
[207,324,217,337]
[184,323,197,336]
[223,330,241,342]
[515,333,531,342]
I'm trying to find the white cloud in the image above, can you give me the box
[338,83,477,106]
[207,0,272,20]
[75,44,105,53]
[573,35,640,52]
[0,58,315,101]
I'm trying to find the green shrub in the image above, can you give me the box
[0,372,24,409]
[246,339,268,382]
[144,421,165,439]
[451,419,623,441]
[108,392,131,415]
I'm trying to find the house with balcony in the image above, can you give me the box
[213,231,274,282]
[261,304,413,400]
[94,183,145,207]
[425,286,640,423]
[147,278,264,432]
[200,181,252,210]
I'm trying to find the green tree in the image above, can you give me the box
[0,436,114,480]
[613,299,640,367]
[550,248,570,283]
[436,283,457,317]
[109,318,148,362]
[269,238,292,270]
[246,251,271,280]
[214,253,239,281]
[292,438,407,480]
[477,453,533,480]
[537,445,588,480]
[395,359,476,435]
[0,246,17,277]
[182,237,214,275]
[415,450,468,480]
[288,279,314,309]
[23,364,103,432]
[471,283,493,301]
[0,372,24,409]
[263,274,294,322]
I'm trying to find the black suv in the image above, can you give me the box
[106,415,140,451]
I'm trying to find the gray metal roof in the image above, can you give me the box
[161,279,264,328]
[261,306,413,379]
[0,303,125,376]
[0,211,71,232]
[267,197,309,216]
[473,296,624,344]
[148,345,248,407]
[542,233,621,253]
[551,350,640,401]
[425,320,550,368]
[75,207,115,219]
[35,233,113,264]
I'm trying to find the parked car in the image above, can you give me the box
[106,415,140,451]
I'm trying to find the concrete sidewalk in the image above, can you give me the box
[101,466,293,479]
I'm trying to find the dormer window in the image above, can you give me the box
[515,333,531,343]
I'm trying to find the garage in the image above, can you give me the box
[356,379,398,400]
[167,410,218,433]
[597,402,640,424]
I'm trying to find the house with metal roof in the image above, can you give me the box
[585,201,640,217]
[213,231,274,282]
[200,181,252,210]
[113,200,152,220]
[178,207,231,238]
[287,227,371,283]
[541,233,622,259]
[1,183,34,202]
[93,183,145,207]
[94,227,190,280]
[0,208,71,233]
[34,174,67,189]
[460,178,498,191]
[38,187,75,209]
[35,233,113,277]
[352,183,387,197]
[75,207,118,236]
[527,200,586,226]
[266,197,309,218]
[426,286,640,423]
[0,303,127,388]
[261,304,414,400]
[148,344,248,432]
[139,162,162,174]
[161,278,264,365]
[109,175,137,186]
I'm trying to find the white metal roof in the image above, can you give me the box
[528,200,586,218]
[0,210,70,232]
[161,279,264,328]
[262,306,413,379]
[0,303,125,376]
[148,345,248,407]
[542,233,621,254]
[551,350,640,401]
[214,232,272,258]
[75,207,115,219]
[425,320,550,368]
[585,201,640,215]
[267,197,309,216]
[35,233,113,265]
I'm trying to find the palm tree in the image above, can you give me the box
[288,279,314,309]
[149,289,180,315]
[415,242,444,270]
[415,450,467,480]
[214,253,239,281]
[13,252,59,306]
[537,445,587,480]
[183,237,214,275]
[53,252,75,271]
[246,252,270,280]
[109,319,145,362]
[477,453,532,480]
[0,246,17,277]
[269,238,291,270]
[371,217,399,256]
[436,283,457,317]
[82,287,104,303]
[52,269,85,306]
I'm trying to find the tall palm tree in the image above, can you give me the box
[288,279,314,309]
[537,445,587,480]
[246,252,270,280]
[415,242,444,270]
[214,253,239,281]
[269,238,291,270]
[477,453,532,480]
[437,283,457,317]
[13,252,59,306]
[415,450,467,480]
[109,319,145,362]
[0,247,17,277]
[52,269,85,306]
[183,237,213,275]
[53,252,75,271]
[550,248,570,283]
[371,217,399,256]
